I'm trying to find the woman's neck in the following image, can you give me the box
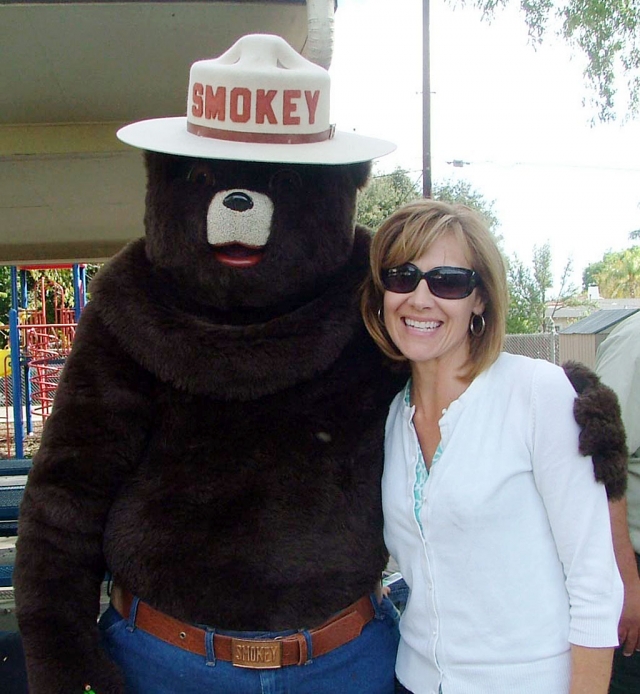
[410,360,472,419]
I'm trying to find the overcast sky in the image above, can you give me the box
[329,0,640,292]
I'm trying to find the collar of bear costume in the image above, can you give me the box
[89,230,373,401]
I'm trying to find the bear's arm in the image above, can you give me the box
[563,360,628,500]
[13,303,154,694]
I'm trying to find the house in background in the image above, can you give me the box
[547,296,640,332]
[558,308,640,368]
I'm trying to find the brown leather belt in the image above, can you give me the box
[110,585,376,669]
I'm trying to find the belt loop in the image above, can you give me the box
[370,593,385,620]
[205,628,216,667]
[295,630,312,665]
[126,596,140,633]
[302,629,313,664]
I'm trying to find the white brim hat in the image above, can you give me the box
[117,34,395,165]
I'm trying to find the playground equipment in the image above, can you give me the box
[0,264,87,458]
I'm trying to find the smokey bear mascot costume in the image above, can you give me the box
[13,34,627,694]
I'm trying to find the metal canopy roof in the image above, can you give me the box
[560,308,640,334]
[0,0,310,265]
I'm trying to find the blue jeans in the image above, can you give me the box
[386,576,409,615]
[0,631,28,694]
[99,595,400,694]
[609,553,640,694]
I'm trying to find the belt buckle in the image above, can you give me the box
[230,637,283,669]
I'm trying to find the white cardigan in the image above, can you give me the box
[383,352,623,694]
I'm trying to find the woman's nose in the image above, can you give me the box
[407,278,435,308]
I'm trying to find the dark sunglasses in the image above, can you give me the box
[381,264,481,298]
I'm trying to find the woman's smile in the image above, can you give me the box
[403,317,442,332]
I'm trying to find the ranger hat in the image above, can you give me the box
[117,33,395,165]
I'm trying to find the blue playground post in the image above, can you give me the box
[13,268,33,435]
[72,264,87,322]
[19,269,28,310]
[17,270,33,434]
[9,267,26,451]
[10,267,18,312]
[8,309,24,459]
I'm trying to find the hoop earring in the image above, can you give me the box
[470,313,486,337]
[377,308,384,324]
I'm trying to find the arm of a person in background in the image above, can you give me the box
[569,645,614,694]
[610,497,640,655]
[532,362,623,694]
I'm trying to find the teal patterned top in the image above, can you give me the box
[403,379,443,536]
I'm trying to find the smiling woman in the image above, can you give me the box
[380,234,486,377]
[361,199,506,381]
[360,198,624,694]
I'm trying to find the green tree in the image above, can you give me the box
[584,246,640,297]
[532,244,553,309]
[582,257,606,290]
[356,167,422,229]
[506,244,553,334]
[506,255,541,333]
[506,243,576,333]
[357,168,502,242]
[433,179,502,244]
[464,0,640,120]
[0,266,11,343]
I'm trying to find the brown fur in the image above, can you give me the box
[563,360,628,499]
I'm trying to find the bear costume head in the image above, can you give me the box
[142,154,370,314]
[119,33,395,315]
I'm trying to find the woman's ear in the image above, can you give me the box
[472,294,486,317]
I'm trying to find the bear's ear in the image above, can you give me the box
[349,161,373,191]
[144,150,184,184]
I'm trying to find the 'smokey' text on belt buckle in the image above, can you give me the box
[231,637,283,669]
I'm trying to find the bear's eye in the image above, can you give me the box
[269,169,302,195]
[187,163,216,187]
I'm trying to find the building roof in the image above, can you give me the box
[597,298,640,309]
[547,297,640,324]
[546,304,594,321]
[560,308,640,334]
[0,0,311,265]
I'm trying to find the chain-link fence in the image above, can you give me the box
[0,324,73,458]
[504,332,560,365]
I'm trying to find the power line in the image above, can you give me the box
[444,159,640,173]
[372,160,640,176]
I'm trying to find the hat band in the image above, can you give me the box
[187,122,334,144]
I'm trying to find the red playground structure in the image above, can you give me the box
[0,264,87,458]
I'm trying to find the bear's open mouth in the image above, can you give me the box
[213,243,265,268]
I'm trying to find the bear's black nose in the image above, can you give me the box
[223,192,254,212]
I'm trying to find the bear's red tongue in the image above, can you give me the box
[213,244,264,268]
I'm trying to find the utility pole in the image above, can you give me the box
[422,0,432,198]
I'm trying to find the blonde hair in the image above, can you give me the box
[361,199,508,381]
